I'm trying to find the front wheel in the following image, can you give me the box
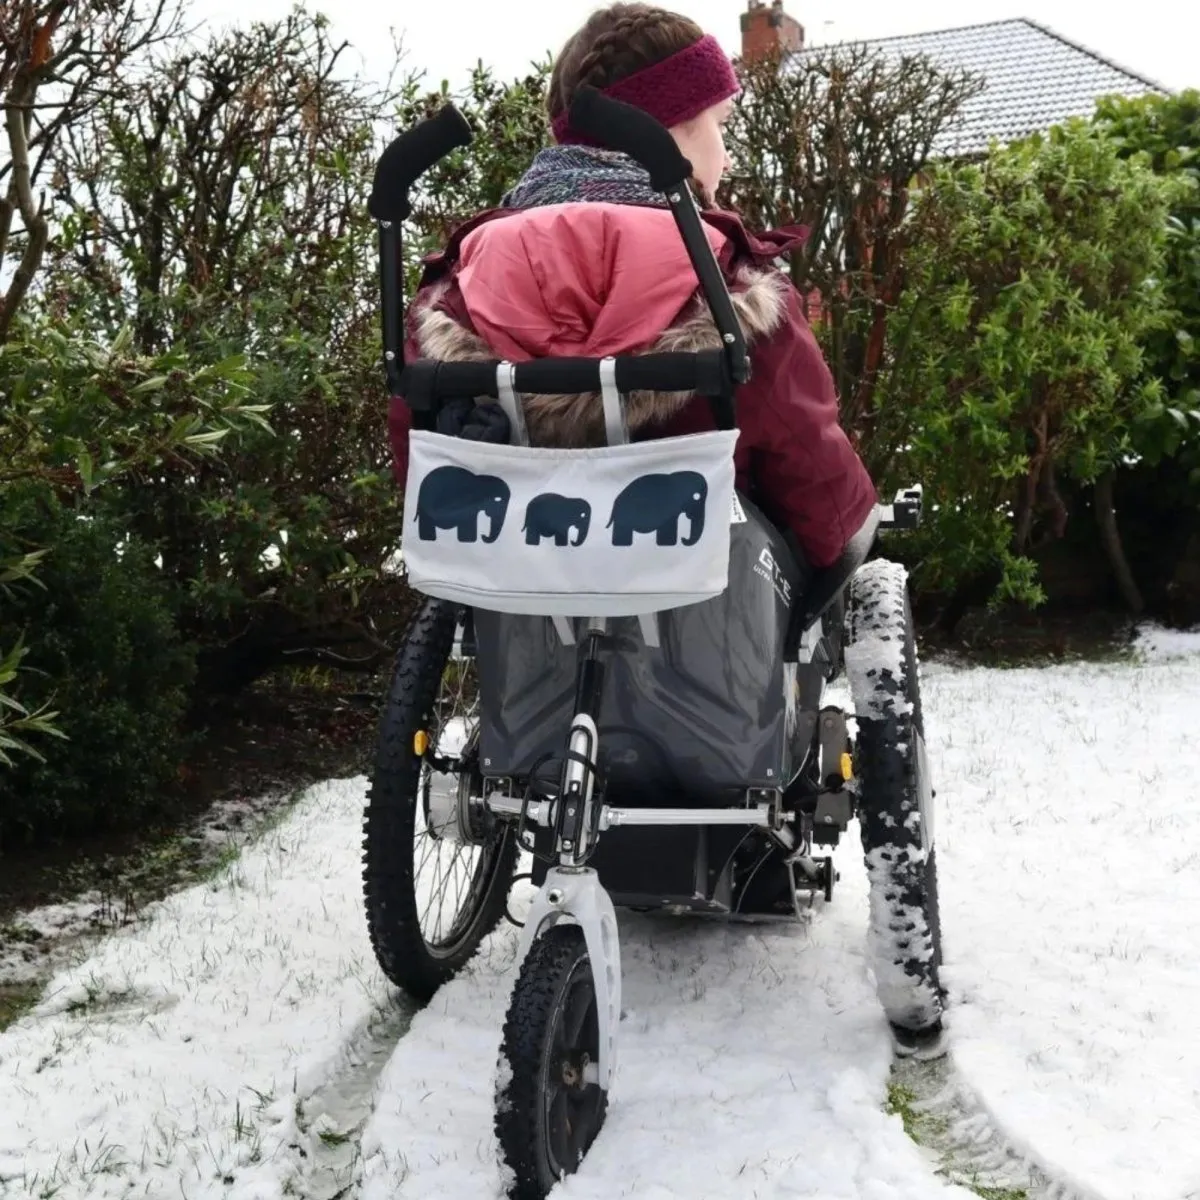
[495,925,608,1199]
[845,558,945,1041]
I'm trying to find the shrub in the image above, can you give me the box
[0,490,194,849]
[873,120,1180,608]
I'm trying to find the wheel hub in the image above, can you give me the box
[424,777,462,843]
[423,731,490,846]
[560,1051,590,1090]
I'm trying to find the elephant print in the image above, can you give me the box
[523,494,591,546]
[607,471,708,546]
[414,465,511,543]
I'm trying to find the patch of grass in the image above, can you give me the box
[885,1080,951,1144]
[886,1078,1030,1200]
[0,980,42,1031]
[318,1128,354,1147]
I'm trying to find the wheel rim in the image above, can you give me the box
[543,962,606,1178]
[412,649,502,956]
[913,728,934,855]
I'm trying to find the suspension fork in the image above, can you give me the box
[554,618,608,866]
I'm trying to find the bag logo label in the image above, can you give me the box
[755,546,793,607]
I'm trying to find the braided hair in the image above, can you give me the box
[546,4,706,125]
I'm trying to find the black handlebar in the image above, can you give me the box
[567,86,693,192]
[403,350,732,407]
[369,104,473,223]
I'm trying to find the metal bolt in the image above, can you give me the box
[547,888,565,906]
[668,192,682,203]
[723,333,736,344]
[385,351,395,361]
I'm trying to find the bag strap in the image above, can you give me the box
[600,359,660,643]
[599,357,629,448]
[496,362,530,447]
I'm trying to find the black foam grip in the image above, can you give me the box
[368,105,473,223]
[401,352,736,429]
[402,352,730,401]
[567,87,692,192]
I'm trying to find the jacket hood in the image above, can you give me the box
[411,203,792,448]
[456,203,730,361]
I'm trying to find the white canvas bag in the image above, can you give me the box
[401,425,739,616]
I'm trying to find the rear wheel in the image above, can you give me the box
[362,598,517,1002]
[845,559,944,1039]
[496,925,608,1199]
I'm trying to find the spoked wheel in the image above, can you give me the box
[362,597,518,1002]
[496,925,608,1199]
[845,558,945,1045]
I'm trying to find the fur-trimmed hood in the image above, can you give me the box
[407,202,791,448]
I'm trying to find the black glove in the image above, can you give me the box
[436,398,511,443]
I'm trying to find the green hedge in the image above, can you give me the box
[0,491,194,849]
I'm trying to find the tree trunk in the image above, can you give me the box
[1094,469,1144,615]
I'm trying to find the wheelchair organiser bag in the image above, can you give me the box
[402,427,740,616]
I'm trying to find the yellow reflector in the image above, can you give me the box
[840,751,854,781]
[413,730,429,756]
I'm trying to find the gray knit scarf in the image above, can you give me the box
[502,144,669,210]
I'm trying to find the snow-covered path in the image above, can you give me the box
[2,629,1198,1200]
[358,850,974,1200]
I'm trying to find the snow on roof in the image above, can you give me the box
[790,18,1169,158]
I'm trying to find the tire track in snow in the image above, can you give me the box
[291,1001,416,1200]
[891,1053,1100,1200]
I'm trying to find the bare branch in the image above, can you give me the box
[0,79,49,340]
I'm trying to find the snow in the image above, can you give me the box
[0,780,398,1199]
[2,628,1199,1199]
[929,647,1200,1200]
[844,557,915,721]
[358,871,975,1200]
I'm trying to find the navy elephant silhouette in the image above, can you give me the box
[523,494,591,546]
[414,465,511,543]
[607,471,708,546]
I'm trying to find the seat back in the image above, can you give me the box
[473,492,807,805]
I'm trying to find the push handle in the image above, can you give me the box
[369,103,473,224]
[401,350,734,411]
[372,103,474,394]
[565,87,750,390]
[567,86,692,192]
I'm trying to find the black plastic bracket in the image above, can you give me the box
[877,485,924,531]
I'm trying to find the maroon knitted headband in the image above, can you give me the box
[552,33,740,146]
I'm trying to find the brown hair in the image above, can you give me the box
[546,3,706,124]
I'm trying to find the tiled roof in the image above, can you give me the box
[790,18,1168,158]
